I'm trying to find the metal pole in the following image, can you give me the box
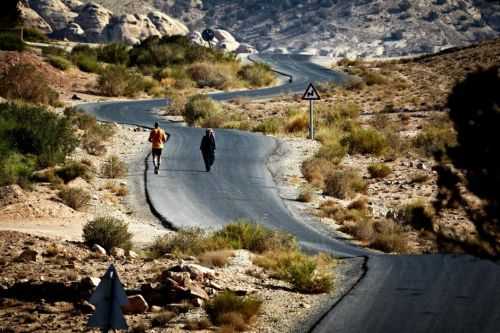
[309,100,314,140]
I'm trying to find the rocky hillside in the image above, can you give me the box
[23,0,189,44]
[74,0,500,57]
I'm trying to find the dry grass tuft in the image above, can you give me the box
[198,250,234,268]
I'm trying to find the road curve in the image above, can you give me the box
[80,54,500,333]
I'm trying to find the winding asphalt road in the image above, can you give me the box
[81,54,500,333]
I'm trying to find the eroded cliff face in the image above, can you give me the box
[25,0,500,57]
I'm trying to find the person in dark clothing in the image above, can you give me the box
[200,128,216,172]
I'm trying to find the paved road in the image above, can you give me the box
[81,54,500,333]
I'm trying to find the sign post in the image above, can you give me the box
[302,83,321,140]
[87,264,129,333]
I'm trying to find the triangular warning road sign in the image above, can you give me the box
[302,83,321,101]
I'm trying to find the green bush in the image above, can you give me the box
[342,126,388,155]
[367,163,392,178]
[238,63,275,87]
[0,103,78,167]
[0,64,59,105]
[47,55,72,71]
[58,187,90,210]
[287,257,333,293]
[0,32,25,51]
[324,169,366,199]
[0,152,35,188]
[73,54,102,73]
[42,46,69,57]
[97,65,146,97]
[204,291,262,326]
[101,155,127,178]
[63,107,97,131]
[97,43,129,65]
[184,94,222,126]
[315,140,347,164]
[23,28,49,43]
[83,217,132,252]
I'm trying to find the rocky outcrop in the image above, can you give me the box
[75,2,112,42]
[27,0,77,31]
[147,11,189,37]
[21,5,53,34]
[105,14,160,44]
[26,0,192,45]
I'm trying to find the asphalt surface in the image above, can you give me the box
[80,54,500,333]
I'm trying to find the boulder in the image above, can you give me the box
[52,22,86,41]
[236,43,257,54]
[28,0,77,31]
[92,244,107,256]
[106,14,160,45]
[80,276,101,289]
[213,29,239,52]
[122,295,148,314]
[127,250,139,259]
[78,300,95,314]
[147,11,189,36]
[75,2,113,42]
[16,249,41,263]
[165,263,215,281]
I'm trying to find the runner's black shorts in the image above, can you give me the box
[152,148,162,157]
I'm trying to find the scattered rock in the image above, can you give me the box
[111,247,126,258]
[77,300,95,314]
[80,276,100,289]
[127,250,139,259]
[122,295,148,314]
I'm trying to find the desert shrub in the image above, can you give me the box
[342,218,375,241]
[285,113,308,133]
[319,102,360,126]
[319,200,367,224]
[0,64,59,105]
[238,63,275,87]
[342,127,387,155]
[63,107,97,131]
[205,291,262,326]
[164,92,188,115]
[23,28,49,43]
[0,32,24,51]
[301,158,336,188]
[315,140,347,164]
[398,200,434,230]
[47,55,72,71]
[363,70,387,86]
[198,250,234,268]
[413,119,456,157]
[56,161,93,183]
[82,216,132,252]
[370,113,390,129]
[0,152,35,188]
[252,118,281,134]
[81,123,116,156]
[324,169,366,199]
[0,103,78,167]
[97,43,129,65]
[368,163,392,178]
[254,250,333,293]
[97,65,146,97]
[58,187,90,210]
[184,95,222,126]
[297,186,314,202]
[149,228,220,257]
[371,219,409,253]
[188,62,235,89]
[101,155,127,178]
[200,112,226,128]
[213,220,297,254]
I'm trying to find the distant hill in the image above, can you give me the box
[26,0,500,57]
